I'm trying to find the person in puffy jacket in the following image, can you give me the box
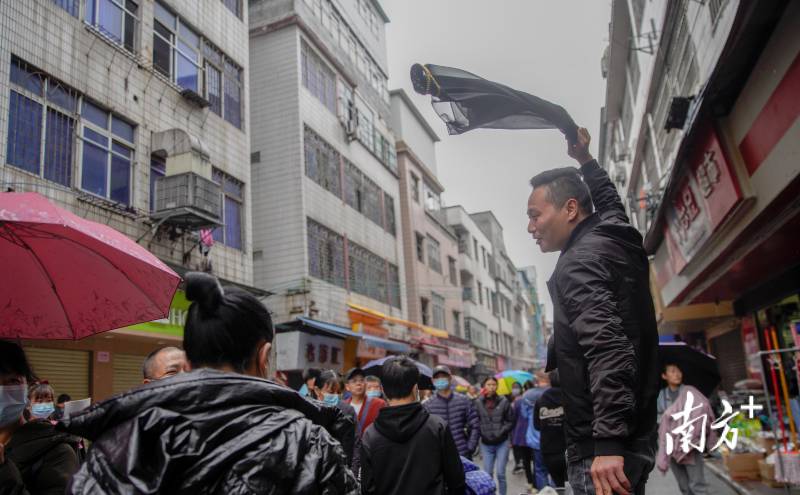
[63,272,358,494]
[423,365,480,458]
[474,376,515,495]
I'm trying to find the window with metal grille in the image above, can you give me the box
[307,217,345,287]
[410,173,420,203]
[153,2,201,92]
[431,293,445,329]
[80,100,135,205]
[415,232,425,262]
[427,235,442,273]
[304,126,341,196]
[383,193,396,236]
[211,168,244,249]
[149,155,166,212]
[348,240,387,303]
[7,58,77,188]
[388,263,401,309]
[301,41,336,114]
[85,0,139,53]
[448,257,458,286]
[453,311,461,337]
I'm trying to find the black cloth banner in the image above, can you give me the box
[410,63,578,143]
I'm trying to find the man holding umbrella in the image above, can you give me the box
[528,129,660,495]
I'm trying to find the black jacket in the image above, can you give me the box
[546,159,659,462]
[0,420,80,495]
[474,395,515,445]
[61,369,358,494]
[534,387,566,456]
[360,402,465,495]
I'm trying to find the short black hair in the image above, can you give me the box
[482,376,498,387]
[381,357,419,399]
[365,375,381,385]
[141,346,182,380]
[303,368,322,384]
[530,167,593,215]
[663,363,682,373]
[57,394,71,404]
[183,272,274,373]
[0,341,35,382]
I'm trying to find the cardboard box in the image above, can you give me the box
[724,452,763,480]
[758,459,785,488]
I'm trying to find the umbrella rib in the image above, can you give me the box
[3,226,77,337]
[29,224,167,315]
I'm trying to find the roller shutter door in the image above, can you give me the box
[112,353,146,395]
[24,348,90,400]
[710,329,748,393]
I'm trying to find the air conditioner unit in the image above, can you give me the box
[152,172,221,229]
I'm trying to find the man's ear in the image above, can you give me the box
[565,198,580,222]
[258,342,272,377]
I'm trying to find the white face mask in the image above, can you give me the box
[0,384,28,427]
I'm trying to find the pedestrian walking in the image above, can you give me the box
[656,364,716,495]
[474,376,515,495]
[423,365,481,459]
[316,369,357,464]
[534,371,567,488]
[141,346,187,384]
[345,368,386,436]
[0,341,80,494]
[360,356,465,495]
[528,128,660,495]
[364,375,385,400]
[522,373,552,491]
[63,272,358,494]
[511,383,532,480]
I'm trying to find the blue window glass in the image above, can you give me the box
[85,0,95,22]
[82,101,108,128]
[84,127,109,146]
[154,2,175,28]
[177,53,199,91]
[98,0,123,44]
[81,141,108,197]
[205,63,221,115]
[44,108,74,186]
[150,156,166,212]
[110,152,130,205]
[224,61,242,128]
[6,91,43,175]
[52,0,79,17]
[10,59,43,95]
[47,83,77,113]
[111,116,134,142]
[224,196,242,249]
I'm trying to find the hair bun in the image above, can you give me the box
[185,272,224,314]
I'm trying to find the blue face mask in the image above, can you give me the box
[433,378,450,391]
[323,393,340,406]
[366,390,382,399]
[0,384,28,427]
[31,402,55,419]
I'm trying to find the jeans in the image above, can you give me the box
[481,441,510,495]
[532,448,550,489]
[567,437,656,495]
[670,452,707,495]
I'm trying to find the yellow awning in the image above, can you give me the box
[347,302,449,338]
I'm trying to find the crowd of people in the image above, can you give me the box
[0,272,570,495]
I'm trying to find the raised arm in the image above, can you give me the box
[568,128,629,224]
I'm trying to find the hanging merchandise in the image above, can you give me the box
[770,326,798,447]
[764,327,790,453]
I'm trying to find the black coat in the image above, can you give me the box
[534,387,566,456]
[546,159,659,462]
[0,420,80,495]
[360,402,465,495]
[61,369,358,494]
[473,395,515,445]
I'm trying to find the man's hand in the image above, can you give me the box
[0,442,5,464]
[591,455,631,495]
[567,127,594,165]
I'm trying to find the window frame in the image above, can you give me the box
[426,235,442,274]
[211,167,245,250]
[85,0,140,54]
[153,2,202,94]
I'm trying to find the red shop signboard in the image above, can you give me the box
[660,122,744,278]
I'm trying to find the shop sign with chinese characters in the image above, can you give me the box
[655,122,745,287]
[275,331,344,372]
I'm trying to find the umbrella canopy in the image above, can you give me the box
[0,192,181,339]
[451,375,471,389]
[495,370,534,384]
[658,342,721,397]
[362,355,434,390]
[410,63,578,142]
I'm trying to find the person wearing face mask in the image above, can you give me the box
[475,376,516,495]
[0,341,80,495]
[423,365,480,460]
[62,272,358,494]
[27,382,57,423]
[315,370,356,465]
[364,375,385,401]
[141,346,187,384]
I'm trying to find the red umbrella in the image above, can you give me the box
[0,192,180,339]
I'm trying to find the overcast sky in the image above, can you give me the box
[383,0,612,317]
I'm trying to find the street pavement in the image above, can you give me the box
[500,457,738,495]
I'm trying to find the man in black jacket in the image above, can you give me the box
[527,128,659,495]
[360,357,465,495]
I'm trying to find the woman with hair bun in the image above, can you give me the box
[64,272,358,494]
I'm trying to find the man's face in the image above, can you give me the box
[662,365,683,387]
[527,187,577,253]
[347,375,366,397]
[145,349,187,383]
[365,381,381,394]
[484,379,498,395]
